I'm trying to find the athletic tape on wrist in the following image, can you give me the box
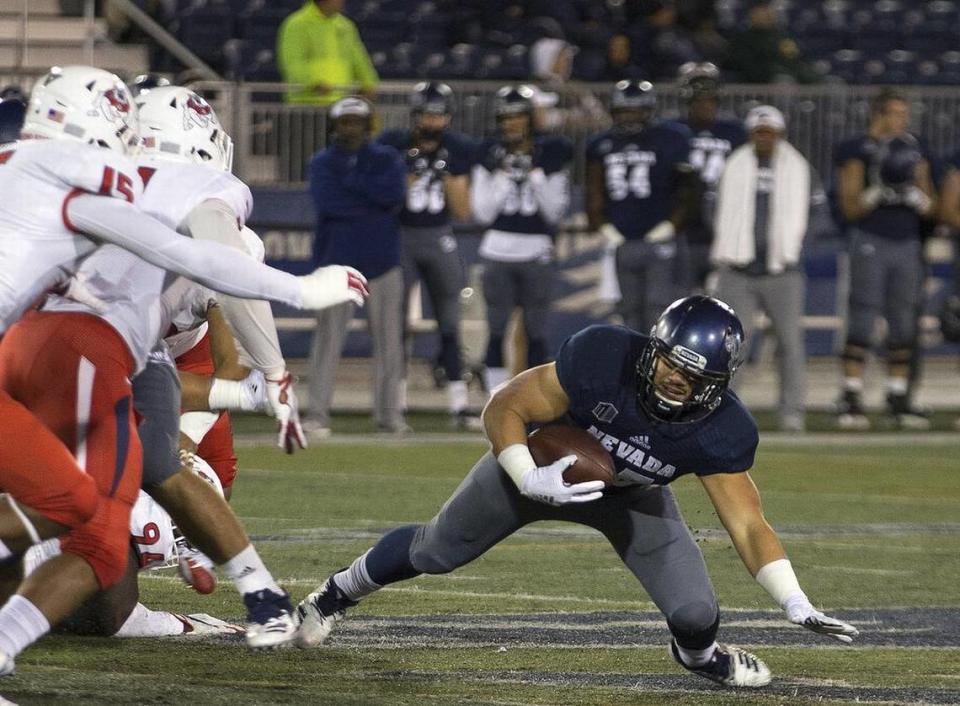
[497,444,537,489]
[755,558,806,608]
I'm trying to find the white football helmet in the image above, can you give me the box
[136,85,233,171]
[21,65,139,156]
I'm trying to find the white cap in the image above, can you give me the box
[330,96,371,119]
[745,105,785,132]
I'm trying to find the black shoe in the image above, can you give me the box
[837,390,869,430]
[886,392,930,430]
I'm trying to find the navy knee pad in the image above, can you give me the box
[667,600,720,650]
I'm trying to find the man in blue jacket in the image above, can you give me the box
[306,96,408,436]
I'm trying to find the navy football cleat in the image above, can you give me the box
[295,572,357,648]
[669,640,771,687]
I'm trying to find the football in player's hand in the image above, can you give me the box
[528,424,616,485]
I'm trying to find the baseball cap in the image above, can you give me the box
[745,105,785,132]
[329,96,371,119]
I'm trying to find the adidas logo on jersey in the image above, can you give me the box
[587,425,676,482]
[629,435,650,449]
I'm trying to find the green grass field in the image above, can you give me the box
[3,433,959,705]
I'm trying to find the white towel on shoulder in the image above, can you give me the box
[712,140,810,274]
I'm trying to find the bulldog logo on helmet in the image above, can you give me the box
[93,87,131,123]
[183,95,215,130]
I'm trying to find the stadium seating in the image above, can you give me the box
[161,0,960,85]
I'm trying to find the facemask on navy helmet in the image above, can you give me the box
[494,85,534,146]
[611,79,656,134]
[637,295,745,423]
[411,81,453,142]
[678,62,721,101]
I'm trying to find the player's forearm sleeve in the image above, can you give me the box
[530,170,570,225]
[67,195,304,308]
[471,167,511,224]
[183,201,287,378]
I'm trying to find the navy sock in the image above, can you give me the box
[365,524,422,585]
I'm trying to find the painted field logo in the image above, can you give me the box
[592,402,619,423]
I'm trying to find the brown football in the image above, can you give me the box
[528,424,617,486]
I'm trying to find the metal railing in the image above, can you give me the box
[184,80,960,190]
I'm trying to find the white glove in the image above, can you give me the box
[207,370,267,412]
[519,455,605,507]
[266,371,307,454]
[859,185,896,211]
[644,220,676,243]
[902,185,932,215]
[599,223,626,248]
[298,265,369,310]
[784,592,859,644]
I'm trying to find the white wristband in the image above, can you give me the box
[208,378,242,411]
[497,443,537,489]
[755,558,806,608]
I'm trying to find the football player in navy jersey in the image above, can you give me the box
[834,89,936,429]
[676,62,748,290]
[294,295,858,688]
[586,80,700,333]
[470,85,573,394]
[377,82,477,428]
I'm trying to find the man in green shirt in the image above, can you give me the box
[277,0,380,105]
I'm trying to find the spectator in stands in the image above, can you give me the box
[377,83,478,430]
[676,62,747,291]
[471,86,572,394]
[630,1,702,80]
[586,80,699,333]
[727,0,817,84]
[710,106,822,433]
[834,88,937,430]
[530,37,577,84]
[306,97,407,436]
[600,34,645,82]
[277,0,379,105]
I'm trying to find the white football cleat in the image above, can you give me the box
[175,613,245,636]
[295,573,357,648]
[670,640,771,687]
[243,589,297,649]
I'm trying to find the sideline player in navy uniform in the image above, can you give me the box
[834,88,936,429]
[676,62,748,290]
[294,295,858,688]
[470,85,572,394]
[378,82,476,428]
[586,80,699,333]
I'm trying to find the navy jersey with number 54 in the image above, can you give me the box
[555,325,758,486]
[586,121,693,239]
[377,129,475,228]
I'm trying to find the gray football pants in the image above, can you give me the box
[712,267,806,422]
[845,228,924,349]
[481,257,555,367]
[401,225,464,376]
[132,345,182,488]
[616,238,680,334]
[408,453,720,644]
[308,266,405,429]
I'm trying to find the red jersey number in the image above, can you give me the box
[99,165,135,203]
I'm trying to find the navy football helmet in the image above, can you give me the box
[129,73,171,97]
[611,80,656,133]
[0,88,25,144]
[878,137,921,188]
[678,62,721,100]
[410,81,453,116]
[637,296,745,423]
[494,85,534,118]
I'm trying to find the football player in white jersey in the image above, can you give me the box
[0,66,369,674]
[0,66,367,555]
